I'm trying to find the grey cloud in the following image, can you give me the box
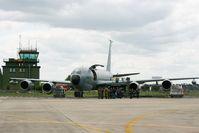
[0,0,182,55]
[1,0,199,81]
[112,17,199,55]
[0,0,80,14]
[0,0,174,31]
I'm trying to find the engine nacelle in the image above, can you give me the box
[162,80,172,90]
[129,82,140,91]
[20,80,34,91]
[42,82,55,94]
[192,79,197,85]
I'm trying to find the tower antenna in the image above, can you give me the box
[17,34,22,59]
[36,40,37,51]
[19,34,22,50]
[28,40,30,50]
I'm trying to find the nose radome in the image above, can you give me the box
[71,75,80,85]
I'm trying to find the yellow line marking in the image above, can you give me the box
[54,105,113,133]
[3,113,112,133]
[125,114,147,133]
[137,124,199,130]
[124,109,178,133]
[76,123,112,133]
[4,109,179,133]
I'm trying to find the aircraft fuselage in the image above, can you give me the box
[70,67,112,91]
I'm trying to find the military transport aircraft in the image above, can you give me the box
[10,40,199,97]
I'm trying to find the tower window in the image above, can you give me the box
[19,68,25,73]
[9,68,16,73]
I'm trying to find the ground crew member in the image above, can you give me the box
[98,87,104,99]
[104,87,110,99]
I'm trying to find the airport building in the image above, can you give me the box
[0,48,40,90]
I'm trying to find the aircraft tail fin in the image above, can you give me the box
[106,40,112,72]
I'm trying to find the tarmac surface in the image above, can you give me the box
[0,97,199,133]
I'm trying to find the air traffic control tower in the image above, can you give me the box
[2,48,40,89]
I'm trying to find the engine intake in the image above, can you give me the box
[192,79,197,85]
[20,80,34,91]
[42,82,55,94]
[162,80,172,90]
[129,82,139,91]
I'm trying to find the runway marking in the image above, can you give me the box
[43,103,113,133]
[0,118,112,133]
[125,114,147,133]
[1,113,114,133]
[136,124,199,130]
[124,109,178,133]
[75,123,112,133]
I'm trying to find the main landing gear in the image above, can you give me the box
[74,91,84,98]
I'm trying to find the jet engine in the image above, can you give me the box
[192,79,197,85]
[42,82,55,94]
[128,82,140,98]
[20,80,34,91]
[162,79,172,90]
[129,82,140,91]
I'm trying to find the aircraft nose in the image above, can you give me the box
[71,75,80,85]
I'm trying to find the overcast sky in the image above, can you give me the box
[0,0,199,83]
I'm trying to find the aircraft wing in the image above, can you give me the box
[95,80,114,86]
[95,77,199,87]
[113,73,140,77]
[10,78,71,85]
[135,77,199,84]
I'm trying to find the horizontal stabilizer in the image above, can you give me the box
[113,73,140,77]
